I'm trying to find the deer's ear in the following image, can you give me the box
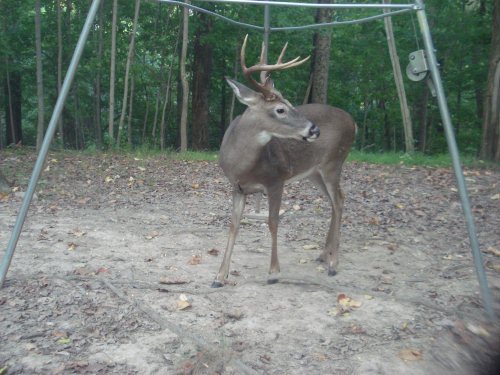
[225,77,261,106]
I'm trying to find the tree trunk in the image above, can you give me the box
[94,0,104,149]
[160,25,181,151]
[310,0,333,104]
[117,0,140,147]
[383,0,414,153]
[57,0,64,144]
[480,0,500,161]
[417,79,430,152]
[220,69,227,144]
[127,74,135,147]
[228,45,238,123]
[0,169,10,193]
[108,0,118,145]
[35,0,45,152]
[380,99,391,150]
[191,13,213,150]
[4,67,22,146]
[179,2,190,152]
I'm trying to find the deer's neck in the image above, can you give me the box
[219,115,272,184]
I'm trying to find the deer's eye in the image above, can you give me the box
[276,108,285,114]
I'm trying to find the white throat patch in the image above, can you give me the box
[256,131,272,145]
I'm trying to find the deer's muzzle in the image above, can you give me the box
[304,124,320,142]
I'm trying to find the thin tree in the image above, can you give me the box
[0,169,10,193]
[179,2,190,152]
[383,0,414,153]
[310,0,334,104]
[117,0,140,147]
[480,0,500,161]
[94,0,104,149]
[160,24,181,151]
[108,0,118,144]
[191,12,213,150]
[35,0,45,152]
[57,0,64,144]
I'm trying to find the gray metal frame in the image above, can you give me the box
[0,0,494,320]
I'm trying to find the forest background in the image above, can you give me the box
[1,0,499,161]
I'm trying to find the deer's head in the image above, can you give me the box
[226,35,320,143]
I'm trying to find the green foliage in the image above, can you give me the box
[0,0,494,156]
[347,150,488,168]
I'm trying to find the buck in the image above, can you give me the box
[212,35,356,288]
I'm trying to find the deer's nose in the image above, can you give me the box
[309,124,320,138]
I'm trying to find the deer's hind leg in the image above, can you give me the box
[309,170,344,276]
[266,184,284,284]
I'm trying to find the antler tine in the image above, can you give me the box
[240,35,310,100]
[259,41,268,85]
[276,42,288,64]
[240,34,263,94]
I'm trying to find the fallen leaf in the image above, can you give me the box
[485,261,500,271]
[484,247,500,257]
[176,294,191,310]
[191,183,200,189]
[292,204,301,211]
[465,323,491,338]
[303,243,319,250]
[491,193,500,200]
[349,324,366,334]
[316,265,326,273]
[52,331,68,338]
[159,277,189,285]
[104,176,114,183]
[96,267,109,274]
[369,216,380,226]
[67,242,78,251]
[68,228,86,237]
[56,338,72,345]
[145,230,160,240]
[259,354,271,364]
[337,294,362,308]
[442,254,454,260]
[188,254,202,265]
[73,267,94,276]
[207,248,219,256]
[395,203,405,209]
[398,348,423,362]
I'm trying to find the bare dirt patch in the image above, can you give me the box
[1,150,499,374]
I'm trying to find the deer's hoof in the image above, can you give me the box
[211,280,224,288]
[328,269,337,277]
[267,277,279,285]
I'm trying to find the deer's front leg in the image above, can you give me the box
[212,189,246,288]
[267,185,283,284]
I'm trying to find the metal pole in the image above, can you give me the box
[263,3,270,61]
[195,0,417,10]
[415,0,495,320]
[0,0,103,288]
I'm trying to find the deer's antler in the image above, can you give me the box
[240,34,310,101]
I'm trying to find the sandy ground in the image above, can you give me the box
[1,149,499,374]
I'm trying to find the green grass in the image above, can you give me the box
[2,146,494,169]
[347,150,488,168]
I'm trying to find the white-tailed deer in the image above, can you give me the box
[212,35,356,287]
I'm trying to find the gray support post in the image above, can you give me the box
[415,0,495,320]
[0,0,103,288]
[263,3,271,61]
